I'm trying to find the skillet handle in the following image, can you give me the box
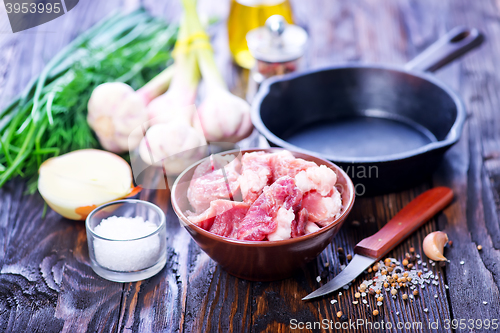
[404,27,483,72]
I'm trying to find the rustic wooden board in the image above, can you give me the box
[1,0,500,332]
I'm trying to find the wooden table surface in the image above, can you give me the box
[1,0,500,332]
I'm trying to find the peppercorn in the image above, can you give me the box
[417,272,422,277]
[340,314,348,322]
[367,267,373,273]
[402,259,409,266]
[407,263,414,269]
[477,245,483,250]
[391,288,397,295]
[407,277,412,282]
[359,284,367,292]
[373,264,379,272]
[403,272,409,277]
[405,253,411,259]
[377,296,383,302]
[413,289,419,296]
[391,263,396,268]
[347,254,352,261]
[397,278,402,283]
[402,293,408,300]
[410,247,415,253]
[355,292,361,298]
[373,310,379,316]
[337,311,342,318]
[401,277,407,283]
[387,267,393,272]
[337,247,344,254]
[381,270,387,275]
[448,240,453,246]
[392,273,398,279]
[368,289,375,296]
[384,258,391,265]
[376,289,381,294]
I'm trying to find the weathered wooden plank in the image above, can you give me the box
[1,0,500,332]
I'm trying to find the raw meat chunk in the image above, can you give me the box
[271,151,317,181]
[187,154,241,213]
[301,188,342,227]
[291,208,308,238]
[209,203,249,238]
[237,176,303,241]
[267,207,295,241]
[295,165,337,196]
[305,221,321,234]
[187,200,249,232]
[238,151,273,204]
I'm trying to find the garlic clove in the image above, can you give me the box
[38,149,139,220]
[422,231,449,261]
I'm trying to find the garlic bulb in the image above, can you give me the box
[87,82,148,153]
[139,120,207,175]
[195,87,253,143]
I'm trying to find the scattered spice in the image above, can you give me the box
[402,294,408,300]
[351,220,360,227]
[460,261,465,265]
[402,259,409,266]
[347,254,352,261]
[355,292,361,298]
[373,310,379,316]
[391,289,397,296]
[337,311,343,318]
[483,301,488,305]
[413,290,419,296]
[477,245,483,251]
[359,284,367,292]
[352,301,359,305]
[410,247,415,253]
[340,314,348,322]
[424,308,429,313]
[377,296,384,302]
[337,247,344,254]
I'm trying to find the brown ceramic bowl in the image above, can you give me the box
[171,148,355,281]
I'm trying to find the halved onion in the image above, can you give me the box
[38,149,140,220]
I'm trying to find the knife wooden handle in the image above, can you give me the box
[354,187,453,260]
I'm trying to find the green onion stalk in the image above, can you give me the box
[181,0,253,143]
[138,14,207,175]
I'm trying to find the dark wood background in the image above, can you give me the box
[1,0,500,332]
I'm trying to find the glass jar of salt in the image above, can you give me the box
[86,200,166,282]
[246,15,308,83]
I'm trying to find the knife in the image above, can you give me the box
[302,186,454,301]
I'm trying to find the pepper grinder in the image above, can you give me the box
[246,15,308,84]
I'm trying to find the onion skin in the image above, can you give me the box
[423,231,449,261]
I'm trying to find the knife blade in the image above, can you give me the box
[302,186,454,301]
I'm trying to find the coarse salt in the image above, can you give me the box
[93,216,160,272]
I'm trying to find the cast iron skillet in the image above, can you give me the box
[252,27,483,196]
